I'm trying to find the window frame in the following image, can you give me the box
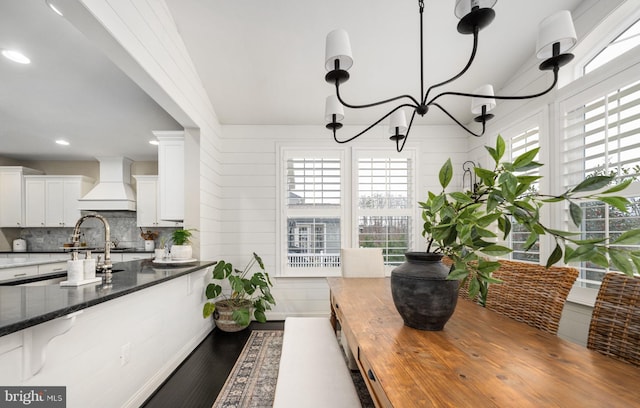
[352,148,417,268]
[557,62,640,304]
[277,148,347,277]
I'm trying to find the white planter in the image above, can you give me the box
[171,244,192,260]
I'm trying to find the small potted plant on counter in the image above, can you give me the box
[202,252,276,332]
[170,228,195,260]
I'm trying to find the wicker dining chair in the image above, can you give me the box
[484,259,579,335]
[587,272,640,367]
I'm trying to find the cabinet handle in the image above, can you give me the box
[13,273,27,277]
[51,268,64,272]
[367,369,376,382]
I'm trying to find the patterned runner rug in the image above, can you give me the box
[212,330,283,408]
[211,329,374,408]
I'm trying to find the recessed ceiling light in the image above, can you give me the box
[1,49,30,64]
[46,0,64,16]
[55,139,70,146]
[149,140,159,146]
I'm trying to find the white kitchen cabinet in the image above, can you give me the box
[0,265,38,282]
[0,167,42,227]
[25,176,94,227]
[25,177,46,227]
[155,131,184,222]
[134,175,183,228]
[38,261,67,275]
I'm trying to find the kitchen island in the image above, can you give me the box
[0,259,216,408]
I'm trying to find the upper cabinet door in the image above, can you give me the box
[0,167,42,227]
[155,131,184,222]
[25,177,46,227]
[46,178,65,227]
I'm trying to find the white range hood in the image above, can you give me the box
[78,157,136,211]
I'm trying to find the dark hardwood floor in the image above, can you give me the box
[142,321,285,408]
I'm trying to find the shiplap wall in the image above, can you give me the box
[220,124,468,318]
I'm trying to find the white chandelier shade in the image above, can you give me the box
[324,1,577,152]
[325,95,344,122]
[471,84,496,115]
[536,10,578,59]
[325,29,353,72]
[389,109,408,135]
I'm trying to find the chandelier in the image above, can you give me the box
[324,0,577,152]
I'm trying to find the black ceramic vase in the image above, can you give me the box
[390,252,459,331]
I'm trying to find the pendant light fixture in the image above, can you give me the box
[324,0,577,152]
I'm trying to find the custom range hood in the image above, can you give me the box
[78,157,136,211]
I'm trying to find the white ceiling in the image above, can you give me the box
[0,0,584,161]
[0,0,181,161]
[166,0,583,126]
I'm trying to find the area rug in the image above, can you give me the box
[212,330,282,408]
[211,330,374,408]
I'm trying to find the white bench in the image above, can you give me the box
[273,317,361,408]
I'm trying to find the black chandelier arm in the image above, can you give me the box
[422,29,479,105]
[335,80,421,110]
[332,104,417,145]
[395,109,418,152]
[431,103,485,137]
[427,68,559,106]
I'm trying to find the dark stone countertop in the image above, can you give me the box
[0,259,215,337]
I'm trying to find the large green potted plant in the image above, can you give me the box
[392,135,640,330]
[202,252,276,332]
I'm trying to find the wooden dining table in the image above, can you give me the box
[327,277,640,407]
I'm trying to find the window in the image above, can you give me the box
[579,197,640,288]
[562,79,640,286]
[585,18,640,74]
[508,127,541,263]
[279,148,416,276]
[282,153,343,274]
[356,154,414,266]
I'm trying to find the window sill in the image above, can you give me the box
[566,285,597,307]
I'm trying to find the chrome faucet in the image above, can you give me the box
[72,213,112,283]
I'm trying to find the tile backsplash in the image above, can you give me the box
[17,211,175,251]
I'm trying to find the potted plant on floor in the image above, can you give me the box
[202,252,276,332]
[170,228,195,260]
[392,135,640,330]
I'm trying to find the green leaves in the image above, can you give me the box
[202,253,276,325]
[613,230,640,245]
[571,175,613,193]
[569,202,583,227]
[421,134,640,303]
[546,244,563,268]
[439,158,453,189]
[512,148,540,171]
[485,135,506,164]
[202,302,216,318]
